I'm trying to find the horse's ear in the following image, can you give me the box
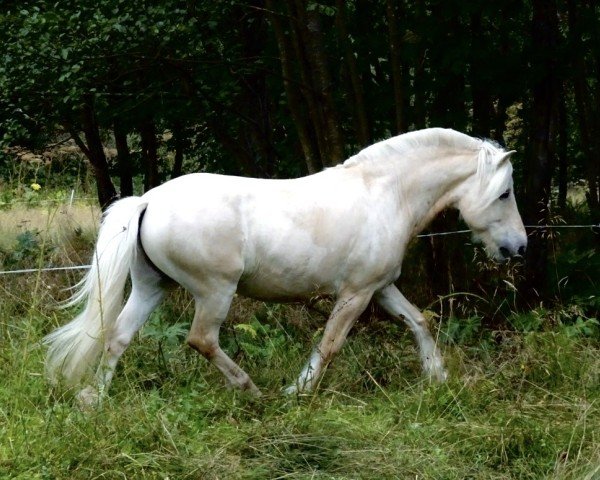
[496,150,516,165]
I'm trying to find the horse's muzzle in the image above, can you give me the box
[498,243,526,260]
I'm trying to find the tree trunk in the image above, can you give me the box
[582,0,600,219]
[493,94,510,143]
[335,0,371,146]
[114,120,133,197]
[292,0,345,166]
[426,9,469,295]
[171,121,184,179]
[288,1,328,168]
[491,5,518,143]
[567,0,600,218]
[173,65,261,177]
[140,118,159,191]
[266,0,321,173]
[521,0,559,305]
[210,115,259,177]
[386,0,406,134]
[557,82,568,210]
[423,211,465,298]
[238,1,278,177]
[470,11,493,138]
[69,99,117,210]
[412,0,427,129]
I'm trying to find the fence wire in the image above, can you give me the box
[1,224,597,276]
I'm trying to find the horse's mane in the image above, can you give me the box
[344,128,513,211]
[344,128,493,166]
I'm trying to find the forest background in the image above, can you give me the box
[0,1,599,478]
[2,0,599,306]
[1,0,600,305]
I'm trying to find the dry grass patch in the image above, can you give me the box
[0,202,99,252]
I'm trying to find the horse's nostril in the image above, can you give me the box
[517,245,526,256]
[499,246,510,259]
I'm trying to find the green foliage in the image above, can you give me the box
[142,314,189,349]
[0,229,54,269]
[555,243,600,311]
[509,309,546,333]
[230,315,290,361]
[508,304,599,338]
[560,316,599,338]
[440,315,482,344]
[10,230,42,261]
[0,0,597,227]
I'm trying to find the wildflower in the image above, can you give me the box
[30,183,41,191]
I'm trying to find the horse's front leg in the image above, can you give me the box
[286,289,373,394]
[375,284,447,382]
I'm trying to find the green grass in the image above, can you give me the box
[0,203,599,479]
[0,286,598,479]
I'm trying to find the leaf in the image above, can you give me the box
[234,323,258,339]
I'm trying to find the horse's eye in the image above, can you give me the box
[499,189,510,200]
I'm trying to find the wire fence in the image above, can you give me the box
[416,224,599,238]
[1,223,597,276]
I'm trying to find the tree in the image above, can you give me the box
[521,0,560,302]
[567,0,600,219]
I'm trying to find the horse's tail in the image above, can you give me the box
[44,196,148,387]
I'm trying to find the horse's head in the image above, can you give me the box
[457,147,527,263]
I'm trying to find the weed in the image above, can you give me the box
[559,316,599,338]
[440,315,483,344]
[509,309,546,333]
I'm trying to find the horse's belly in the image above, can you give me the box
[236,273,334,302]
[237,249,341,301]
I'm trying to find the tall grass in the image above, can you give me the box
[0,201,599,479]
[1,297,598,479]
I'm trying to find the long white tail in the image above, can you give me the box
[44,196,148,387]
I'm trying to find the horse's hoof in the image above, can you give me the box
[245,385,263,398]
[427,369,448,383]
[283,383,311,396]
[76,386,100,409]
[283,384,298,395]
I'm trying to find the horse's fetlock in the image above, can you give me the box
[225,367,260,395]
[107,337,128,356]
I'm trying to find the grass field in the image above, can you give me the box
[0,202,599,479]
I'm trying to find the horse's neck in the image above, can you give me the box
[379,149,478,236]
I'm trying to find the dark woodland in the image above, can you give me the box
[1,0,599,310]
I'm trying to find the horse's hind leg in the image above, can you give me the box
[375,284,447,382]
[187,287,261,396]
[78,260,168,406]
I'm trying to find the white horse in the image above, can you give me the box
[44,128,527,404]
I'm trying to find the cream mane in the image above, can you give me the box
[344,128,492,166]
